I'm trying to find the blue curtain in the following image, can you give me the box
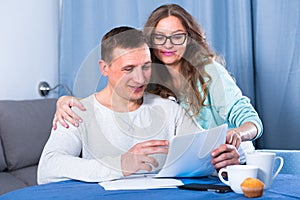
[253,0,300,149]
[59,0,300,149]
[59,0,254,99]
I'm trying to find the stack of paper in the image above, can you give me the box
[99,174,183,190]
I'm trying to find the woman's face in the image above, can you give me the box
[152,16,188,69]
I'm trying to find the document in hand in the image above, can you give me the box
[155,124,228,178]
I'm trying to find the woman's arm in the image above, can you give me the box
[52,96,85,130]
[226,121,258,148]
[206,62,263,149]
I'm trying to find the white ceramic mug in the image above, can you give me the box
[246,152,284,189]
[218,165,258,194]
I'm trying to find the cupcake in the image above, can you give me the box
[240,178,264,198]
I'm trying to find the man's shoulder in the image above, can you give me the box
[79,94,94,104]
[72,94,95,115]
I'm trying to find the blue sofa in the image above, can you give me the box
[0,98,57,195]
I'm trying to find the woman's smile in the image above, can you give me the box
[161,50,176,56]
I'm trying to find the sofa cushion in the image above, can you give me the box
[0,172,27,195]
[0,99,57,171]
[11,165,38,186]
[0,138,7,171]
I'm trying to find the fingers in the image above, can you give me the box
[231,134,241,148]
[226,129,241,149]
[140,140,169,148]
[121,140,169,176]
[69,97,86,111]
[55,111,69,129]
[61,104,82,126]
[121,153,159,176]
[52,96,85,129]
[52,115,58,130]
[142,155,159,168]
[143,146,169,155]
[139,162,152,173]
[137,156,159,174]
[133,140,169,155]
[211,144,240,170]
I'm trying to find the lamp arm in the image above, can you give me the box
[38,81,73,96]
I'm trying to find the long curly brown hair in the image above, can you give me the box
[144,4,217,116]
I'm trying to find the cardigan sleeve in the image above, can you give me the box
[204,61,263,140]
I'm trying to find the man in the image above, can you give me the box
[37,26,239,184]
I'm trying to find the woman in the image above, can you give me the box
[53,4,262,167]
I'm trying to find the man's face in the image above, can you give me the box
[105,44,152,103]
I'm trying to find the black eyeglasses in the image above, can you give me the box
[151,33,188,45]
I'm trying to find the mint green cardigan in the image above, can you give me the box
[180,61,263,163]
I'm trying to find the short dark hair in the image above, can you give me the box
[101,26,147,63]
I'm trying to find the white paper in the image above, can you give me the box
[99,124,227,190]
[99,174,183,190]
[155,124,227,178]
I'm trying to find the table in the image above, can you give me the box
[0,174,299,200]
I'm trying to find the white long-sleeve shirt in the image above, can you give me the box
[37,93,203,184]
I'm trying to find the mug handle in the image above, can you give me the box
[272,156,284,181]
[218,168,229,185]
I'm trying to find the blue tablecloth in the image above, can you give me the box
[1,174,299,200]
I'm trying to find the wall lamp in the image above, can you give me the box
[38,81,73,96]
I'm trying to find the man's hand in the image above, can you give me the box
[211,144,240,170]
[52,96,85,130]
[121,140,169,176]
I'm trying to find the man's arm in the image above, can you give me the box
[37,125,122,184]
